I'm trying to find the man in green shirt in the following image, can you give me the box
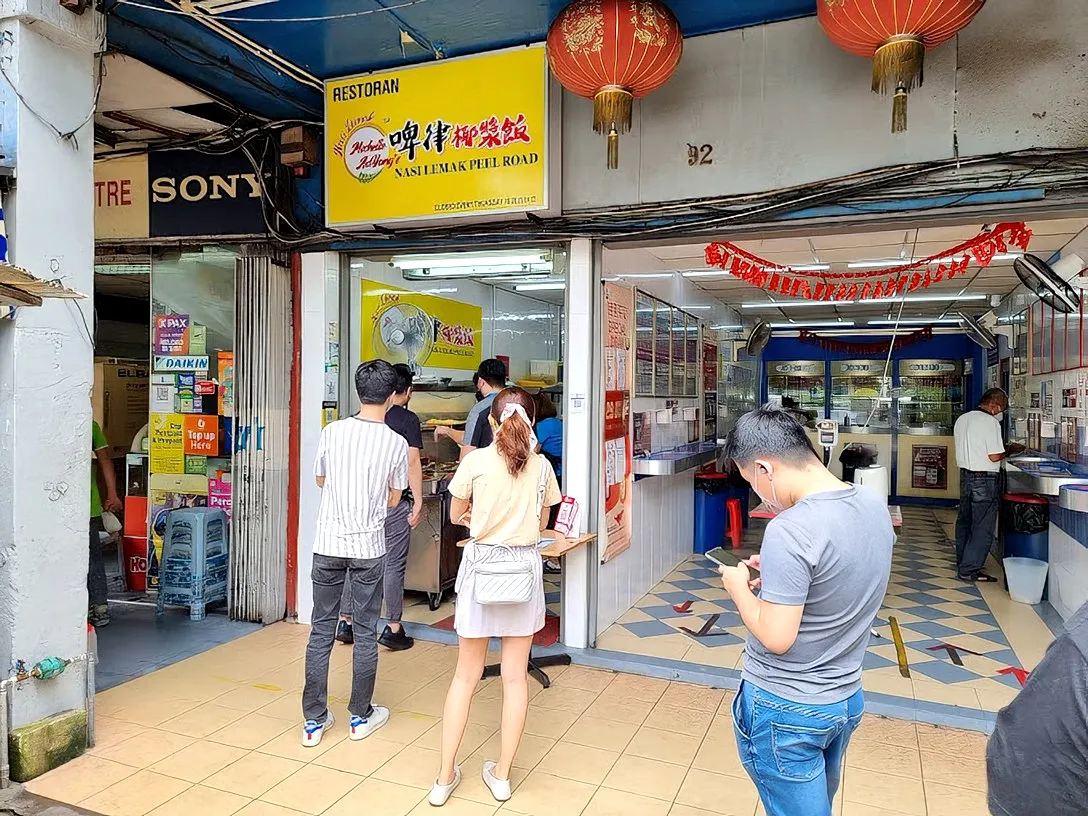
[90,421,121,627]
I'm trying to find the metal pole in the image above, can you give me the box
[1,684,10,789]
[85,657,96,749]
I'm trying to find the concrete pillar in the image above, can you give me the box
[0,1,100,729]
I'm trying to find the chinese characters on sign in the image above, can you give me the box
[325,46,548,225]
[602,283,635,562]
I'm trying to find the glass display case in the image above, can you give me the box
[897,359,964,434]
[653,300,671,396]
[635,292,655,397]
[766,360,825,422]
[671,305,686,396]
[830,360,892,430]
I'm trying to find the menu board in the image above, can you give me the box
[635,291,655,396]
[654,301,671,396]
[671,306,686,396]
[685,313,698,396]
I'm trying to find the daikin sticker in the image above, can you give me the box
[154,355,209,372]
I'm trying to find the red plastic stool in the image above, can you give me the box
[725,498,743,549]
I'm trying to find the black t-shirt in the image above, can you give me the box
[386,404,422,502]
[469,411,493,449]
[987,601,1088,816]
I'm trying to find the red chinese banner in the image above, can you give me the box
[704,223,1032,302]
[797,326,932,354]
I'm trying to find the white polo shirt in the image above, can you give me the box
[953,410,1005,473]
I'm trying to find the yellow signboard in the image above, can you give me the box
[361,281,482,372]
[149,412,185,475]
[325,46,548,226]
[94,155,150,240]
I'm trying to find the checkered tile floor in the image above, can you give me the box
[598,506,1050,713]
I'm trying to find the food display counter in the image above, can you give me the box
[894,360,963,501]
[766,360,825,421]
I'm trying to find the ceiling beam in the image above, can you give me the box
[102,110,189,140]
[94,124,119,147]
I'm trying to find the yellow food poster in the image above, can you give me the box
[325,45,548,226]
[149,412,185,474]
[361,280,482,371]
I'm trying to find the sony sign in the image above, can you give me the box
[151,173,261,204]
[148,150,265,238]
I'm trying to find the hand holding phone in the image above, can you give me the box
[705,547,759,572]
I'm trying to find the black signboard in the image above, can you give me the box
[148,151,265,238]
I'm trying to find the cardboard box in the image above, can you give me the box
[93,359,149,456]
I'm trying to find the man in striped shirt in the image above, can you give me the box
[302,360,409,748]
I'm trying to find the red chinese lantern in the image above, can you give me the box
[818,0,985,133]
[547,0,683,169]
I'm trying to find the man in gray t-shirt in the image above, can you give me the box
[720,406,893,816]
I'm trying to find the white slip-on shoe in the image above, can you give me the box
[349,705,390,741]
[301,709,334,747]
[481,761,512,802]
[428,766,461,807]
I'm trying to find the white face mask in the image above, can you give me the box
[995,412,1005,423]
[753,462,784,514]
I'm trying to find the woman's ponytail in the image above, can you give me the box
[490,387,537,476]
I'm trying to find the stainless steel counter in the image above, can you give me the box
[631,444,720,477]
[1005,456,1088,497]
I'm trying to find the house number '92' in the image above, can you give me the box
[687,144,713,166]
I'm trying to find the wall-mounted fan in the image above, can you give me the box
[1052,254,1088,290]
[957,312,996,350]
[746,321,772,356]
[1014,254,1079,313]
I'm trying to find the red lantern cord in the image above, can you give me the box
[704,222,1031,303]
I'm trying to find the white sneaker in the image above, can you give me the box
[349,706,389,741]
[428,766,461,807]
[481,761,511,802]
[301,709,334,747]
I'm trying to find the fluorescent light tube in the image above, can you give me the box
[741,293,988,309]
[514,282,566,292]
[867,318,961,326]
[769,321,856,328]
[682,270,731,278]
[615,273,674,279]
[392,252,548,269]
[846,259,914,269]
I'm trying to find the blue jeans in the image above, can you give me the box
[733,681,864,816]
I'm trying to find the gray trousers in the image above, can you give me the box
[303,553,385,722]
[88,516,107,608]
[340,500,412,623]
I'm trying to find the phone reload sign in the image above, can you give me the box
[325,45,549,226]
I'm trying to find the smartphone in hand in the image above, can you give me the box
[705,547,759,572]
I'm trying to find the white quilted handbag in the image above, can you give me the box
[469,456,549,606]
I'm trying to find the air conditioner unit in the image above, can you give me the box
[190,0,278,13]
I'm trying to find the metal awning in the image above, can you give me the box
[0,264,86,308]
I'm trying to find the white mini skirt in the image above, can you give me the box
[454,542,546,639]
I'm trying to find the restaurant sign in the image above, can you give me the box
[324,45,549,226]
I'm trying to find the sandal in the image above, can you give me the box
[957,572,999,583]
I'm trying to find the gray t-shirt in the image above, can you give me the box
[462,393,496,448]
[987,602,1088,816]
[742,485,893,704]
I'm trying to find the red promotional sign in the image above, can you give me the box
[183,414,219,456]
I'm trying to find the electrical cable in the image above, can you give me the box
[113,0,433,24]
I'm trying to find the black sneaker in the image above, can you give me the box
[378,625,414,651]
[89,605,111,628]
[335,620,354,644]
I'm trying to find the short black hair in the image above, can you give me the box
[981,387,1008,408]
[355,360,397,405]
[724,405,820,467]
[392,363,414,395]
[478,358,506,388]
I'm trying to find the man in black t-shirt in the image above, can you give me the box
[336,364,425,651]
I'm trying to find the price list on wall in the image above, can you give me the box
[635,292,655,396]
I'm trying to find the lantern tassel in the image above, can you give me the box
[871,35,925,95]
[593,85,633,170]
[891,83,909,133]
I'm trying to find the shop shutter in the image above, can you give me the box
[231,251,291,622]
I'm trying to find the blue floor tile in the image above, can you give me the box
[912,660,982,684]
[621,620,681,638]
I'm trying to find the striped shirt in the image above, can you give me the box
[313,416,409,560]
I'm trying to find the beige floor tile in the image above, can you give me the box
[497,771,596,816]
[658,683,727,714]
[668,806,727,816]
[234,802,306,816]
[161,704,250,739]
[973,679,1021,712]
[372,745,443,789]
[850,716,918,750]
[146,785,250,816]
[920,751,987,790]
[674,768,760,815]
[924,781,990,816]
[682,643,746,671]
[314,736,405,776]
[323,778,425,816]
[414,721,496,761]
[583,696,654,726]
[716,693,737,719]
[860,669,916,699]
[603,673,671,704]
[203,752,305,799]
[624,726,700,767]
[206,714,294,750]
[915,724,988,761]
[843,767,926,815]
[260,764,364,815]
[691,733,748,780]
[148,741,248,783]
[643,703,714,738]
[90,717,146,751]
[911,679,981,710]
[407,798,497,816]
[560,716,638,752]
[473,732,556,770]
[844,741,921,780]
[449,757,529,805]
[214,684,293,713]
[530,686,599,715]
[256,721,347,762]
[537,741,620,785]
[93,729,196,768]
[26,755,139,803]
[79,769,192,816]
[522,706,579,739]
[841,804,917,816]
[603,754,687,802]
[381,711,442,745]
[398,681,454,717]
[549,666,615,694]
[583,788,671,816]
[256,693,305,723]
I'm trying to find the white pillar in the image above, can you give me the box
[297,252,341,625]
[560,239,599,649]
[0,2,100,727]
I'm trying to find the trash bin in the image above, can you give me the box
[1001,493,1050,561]
[839,443,878,484]
[1003,557,1049,604]
[694,473,728,554]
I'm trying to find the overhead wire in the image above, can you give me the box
[112,0,434,24]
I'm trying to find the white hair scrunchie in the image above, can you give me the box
[498,402,539,454]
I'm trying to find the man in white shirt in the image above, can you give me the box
[952,388,1023,583]
[302,360,409,747]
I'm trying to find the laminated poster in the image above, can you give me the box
[149,413,185,475]
[150,374,177,413]
[184,455,208,476]
[218,352,235,415]
[147,475,208,588]
[188,324,207,356]
[183,414,219,456]
[209,477,232,519]
[176,372,196,413]
[153,314,189,355]
[602,282,634,563]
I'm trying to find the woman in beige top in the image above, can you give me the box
[429,387,561,807]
